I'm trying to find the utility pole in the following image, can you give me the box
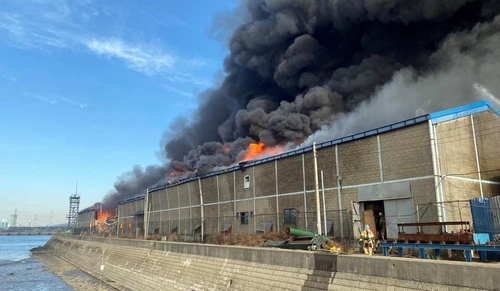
[321,170,327,235]
[313,142,322,235]
[143,188,149,240]
[198,178,204,242]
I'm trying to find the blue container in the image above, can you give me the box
[473,233,490,244]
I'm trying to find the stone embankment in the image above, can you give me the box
[36,236,499,291]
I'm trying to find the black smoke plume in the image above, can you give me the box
[102,165,167,209]
[103,0,500,207]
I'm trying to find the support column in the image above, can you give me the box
[143,188,149,240]
[471,115,484,199]
[187,183,192,238]
[429,120,444,223]
[198,178,204,242]
[216,176,220,232]
[177,186,181,227]
[377,135,384,182]
[275,160,280,232]
[302,154,308,230]
[335,145,344,238]
[166,188,171,236]
[313,142,322,235]
[253,167,256,234]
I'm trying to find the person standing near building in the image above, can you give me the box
[359,224,375,255]
[377,212,386,241]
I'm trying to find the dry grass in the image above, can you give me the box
[209,232,292,247]
[118,233,143,240]
[113,231,357,254]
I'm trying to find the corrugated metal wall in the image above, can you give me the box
[469,198,495,239]
[469,197,500,260]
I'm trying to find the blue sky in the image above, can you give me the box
[0,0,238,226]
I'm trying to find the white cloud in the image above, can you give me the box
[0,1,211,89]
[166,74,211,87]
[2,74,17,82]
[24,93,57,105]
[162,85,194,98]
[60,97,88,109]
[86,38,209,86]
[23,92,88,109]
[183,58,207,68]
[86,39,177,76]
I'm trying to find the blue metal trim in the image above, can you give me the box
[429,100,500,124]
[381,242,500,252]
[381,242,500,262]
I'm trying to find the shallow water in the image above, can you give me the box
[0,235,73,291]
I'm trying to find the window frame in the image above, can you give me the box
[239,211,249,225]
[243,175,250,189]
[283,208,297,224]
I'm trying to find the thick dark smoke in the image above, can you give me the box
[165,0,500,165]
[102,0,500,207]
[102,165,167,209]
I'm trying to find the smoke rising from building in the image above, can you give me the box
[102,165,167,208]
[102,0,500,208]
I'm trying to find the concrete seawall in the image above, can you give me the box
[40,236,499,291]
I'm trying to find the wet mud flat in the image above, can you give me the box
[0,257,71,291]
[31,246,121,291]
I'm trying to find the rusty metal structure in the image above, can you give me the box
[396,221,474,244]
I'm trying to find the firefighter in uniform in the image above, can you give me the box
[359,224,375,255]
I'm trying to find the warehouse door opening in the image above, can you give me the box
[362,200,385,241]
[357,181,414,240]
[383,198,416,239]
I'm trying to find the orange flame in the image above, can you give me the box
[168,170,189,178]
[96,210,115,222]
[241,142,285,162]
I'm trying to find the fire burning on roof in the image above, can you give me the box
[241,142,285,162]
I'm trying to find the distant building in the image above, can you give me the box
[10,209,18,227]
[0,219,8,229]
[76,203,116,234]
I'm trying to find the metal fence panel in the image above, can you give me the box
[143,209,352,242]
[470,198,495,238]
[470,197,500,260]
[490,196,500,239]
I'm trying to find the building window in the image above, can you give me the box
[284,208,297,224]
[244,175,250,189]
[240,212,249,224]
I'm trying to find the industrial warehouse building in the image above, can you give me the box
[110,100,500,241]
[77,204,116,235]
